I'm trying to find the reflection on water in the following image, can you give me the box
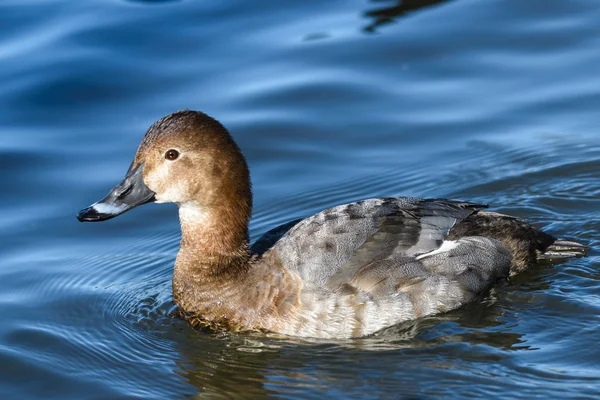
[0,0,599,398]
[363,0,453,32]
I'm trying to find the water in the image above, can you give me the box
[1,0,599,398]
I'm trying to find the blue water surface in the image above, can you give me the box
[1,0,599,398]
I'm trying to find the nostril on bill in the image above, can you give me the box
[117,185,133,200]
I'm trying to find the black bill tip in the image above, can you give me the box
[77,205,118,222]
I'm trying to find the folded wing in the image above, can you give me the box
[266,197,487,288]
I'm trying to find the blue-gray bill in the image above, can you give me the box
[77,163,155,222]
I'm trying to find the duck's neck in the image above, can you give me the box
[172,200,252,310]
[177,201,251,270]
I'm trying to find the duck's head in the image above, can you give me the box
[77,110,252,227]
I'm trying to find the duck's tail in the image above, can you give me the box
[539,239,589,260]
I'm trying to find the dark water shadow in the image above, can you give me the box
[363,0,455,32]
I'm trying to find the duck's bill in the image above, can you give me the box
[77,163,156,222]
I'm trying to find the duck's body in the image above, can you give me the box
[78,110,587,339]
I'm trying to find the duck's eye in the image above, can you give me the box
[165,149,179,161]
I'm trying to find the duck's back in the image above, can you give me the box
[251,197,589,338]
[252,198,518,337]
[267,198,477,279]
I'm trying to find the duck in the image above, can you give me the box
[77,110,588,339]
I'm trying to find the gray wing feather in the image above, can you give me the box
[269,197,486,286]
[344,237,511,326]
[418,237,512,295]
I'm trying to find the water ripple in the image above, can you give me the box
[1,0,600,398]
